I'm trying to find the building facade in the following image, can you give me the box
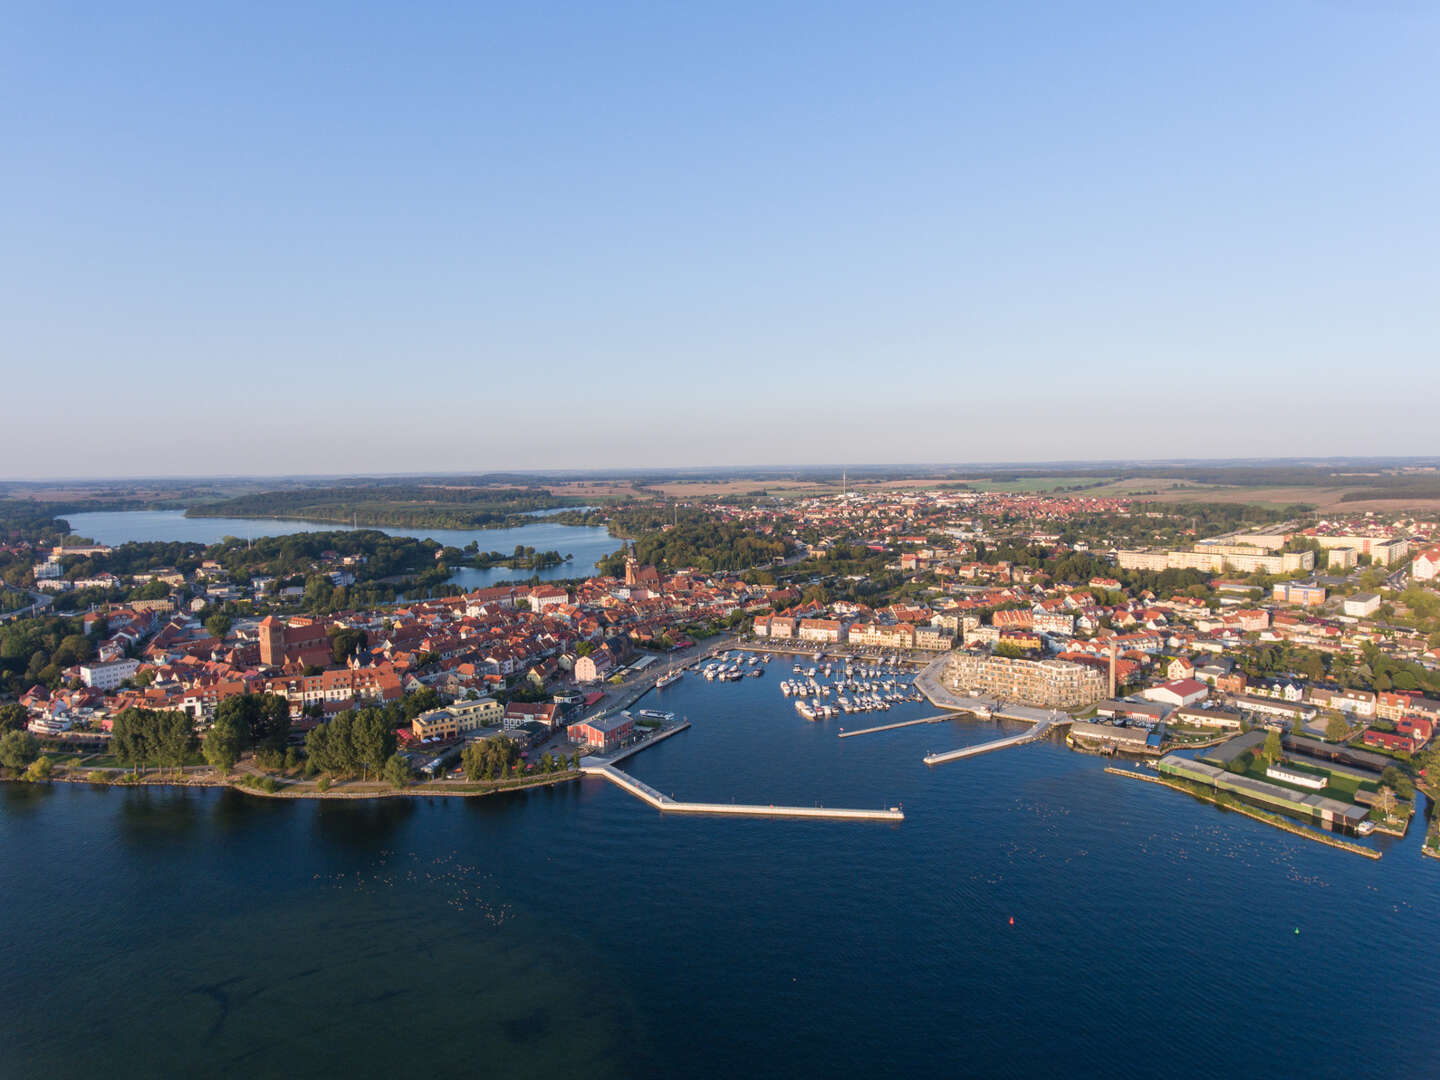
[945,653,1105,708]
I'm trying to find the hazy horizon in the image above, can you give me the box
[6,454,1440,486]
[4,3,1437,476]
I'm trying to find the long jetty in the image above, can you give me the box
[582,763,904,822]
[922,716,1057,765]
[838,715,949,739]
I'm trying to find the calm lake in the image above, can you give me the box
[3,669,1435,1078]
[60,509,620,589]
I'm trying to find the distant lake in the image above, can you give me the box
[60,509,618,589]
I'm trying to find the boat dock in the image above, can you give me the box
[581,762,904,822]
[838,715,949,739]
[923,714,1066,765]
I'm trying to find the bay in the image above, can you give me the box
[2,667,1434,1078]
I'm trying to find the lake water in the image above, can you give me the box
[3,667,1435,1078]
[60,509,620,589]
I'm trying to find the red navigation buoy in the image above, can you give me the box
[1008,916,1015,926]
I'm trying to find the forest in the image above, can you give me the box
[184,485,584,528]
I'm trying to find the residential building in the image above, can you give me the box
[575,648,616,684]
[945,653,1105,708]
[1412,546,1440,582]
[1342,593,1381,618]
[78,658,140,690]
[797,619,847,644]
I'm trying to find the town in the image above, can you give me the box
[3,480,1440,854]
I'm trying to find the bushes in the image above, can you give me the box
[316,775,331,793]
[24,756,53,782]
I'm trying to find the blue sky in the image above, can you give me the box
[3,2,1436,477]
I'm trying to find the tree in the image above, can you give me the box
[25,755,53,782]
[351,709,396,780]
[1381,766,1415,800]
[1376,786,1397,819]
[0,729,40,770]
[383,753,413,788]
[1324,716,1349,743]
[401,688,441,721]
[460,735,520,781]
[215,693,291,752]
[1261,729,1283,767]
[111,708,154,774]
[0,703,28,733]
[154,710,197,776]
[204,613,232,640]
[329,627,368,666]
[203,714,245,774]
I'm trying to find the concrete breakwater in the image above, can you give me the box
[583,762,904,822]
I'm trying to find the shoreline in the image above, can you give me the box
[5,769,584,802]
[1105,766,1382,859]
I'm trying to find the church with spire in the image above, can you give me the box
[623,542,662,588]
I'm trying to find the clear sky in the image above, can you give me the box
[3,2,1437,478]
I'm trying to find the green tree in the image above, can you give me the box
[0,729,40,769]
[215,693,292,752]
[383,753,413,788]
[204,613,233,640]
[0,703,28,733]
[202,714,245,774]
[154,710,197,776]
[1261,728,1283,767]
[351,709,396,780]
[1324,716,1349,743]
[110,708,154,774]
[1381,766,1415,800]
[25,755,53,782]
[329,627,369,665]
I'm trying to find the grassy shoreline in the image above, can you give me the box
[1105,766,1382,859]
[3,768,583,801]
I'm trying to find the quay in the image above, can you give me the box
[581,762,904,822]
[599,720,692,764]
[838,715,949,739]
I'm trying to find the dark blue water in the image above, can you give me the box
[3,667,1435,1079]
[59,509,618,588]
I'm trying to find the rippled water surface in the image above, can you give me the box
[3,666,1434,1078]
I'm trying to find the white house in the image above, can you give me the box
[1411,546,1440,582]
